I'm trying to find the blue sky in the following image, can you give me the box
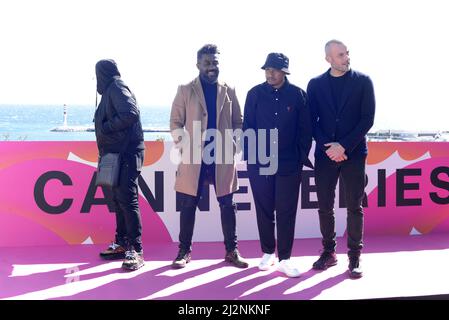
[0,0,448,131]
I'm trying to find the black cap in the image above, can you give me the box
[261,52,290,74]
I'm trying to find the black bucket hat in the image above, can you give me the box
[261,52,290,74]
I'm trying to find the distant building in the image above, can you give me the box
[367,130,449,142]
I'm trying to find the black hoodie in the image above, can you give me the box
[94,59,144,154]
[96,59,121,94]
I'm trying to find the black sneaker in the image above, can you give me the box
[99,242,126,260]
[312,251,338,270]
[122,250,145,271]
[225,249,249,268]
[348,256,363,279]
[172,249,191,269]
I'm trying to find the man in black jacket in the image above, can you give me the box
[307,40,375,278]
[94,59,146,271]
[243,53,313,277]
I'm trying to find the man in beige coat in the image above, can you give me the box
[169,44,248,269]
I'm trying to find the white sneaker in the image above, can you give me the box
[278,259,301,278]
[258,253,276,271]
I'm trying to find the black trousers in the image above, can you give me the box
[314,153,366,257]
[248,166,302,261]
[177,163,238,253]
[111,150,144,253]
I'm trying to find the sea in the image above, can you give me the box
[0,104,172,141]
[1,104,448,142]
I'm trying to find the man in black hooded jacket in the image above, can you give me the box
[94,59,145,271]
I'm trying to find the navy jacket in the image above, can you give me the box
[243,79,313,175]
[307,69,375,158]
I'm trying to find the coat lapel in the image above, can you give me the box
[192,77,208,114]
[216,82,227,125]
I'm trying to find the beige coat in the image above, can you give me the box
[170,77,243,197]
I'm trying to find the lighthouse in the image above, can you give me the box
[63,104,68,127]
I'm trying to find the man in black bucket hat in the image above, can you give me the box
[261,52,291,74]
[243,52,313,277]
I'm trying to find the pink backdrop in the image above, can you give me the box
[1,141,449,247]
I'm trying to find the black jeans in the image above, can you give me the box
[177,163,238,253]
[248,166,302,261]
[314,153,366,256]
[111,150,144,253]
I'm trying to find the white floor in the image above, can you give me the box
[1,235,449,300]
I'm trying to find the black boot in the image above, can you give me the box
[220,203,248,268]
[220,203,238,252]
[225,249,248,268]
